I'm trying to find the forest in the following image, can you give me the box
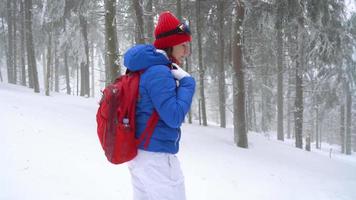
[1,0,355,154]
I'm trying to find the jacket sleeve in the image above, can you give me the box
[144,65,196,128]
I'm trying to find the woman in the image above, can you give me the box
[123,11,195,200]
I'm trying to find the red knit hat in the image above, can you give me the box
[154,11,192,49]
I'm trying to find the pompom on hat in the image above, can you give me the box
[153,11,192,49]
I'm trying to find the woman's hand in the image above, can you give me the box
[171,63,190,80]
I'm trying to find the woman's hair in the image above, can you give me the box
[162,47,180,64]
[162,47,173,58]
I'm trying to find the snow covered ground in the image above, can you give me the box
[1,83,356,200]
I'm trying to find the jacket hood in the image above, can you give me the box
[124,44,170,71]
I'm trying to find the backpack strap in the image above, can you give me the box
[137,110,159,149]
[135,65,169,149]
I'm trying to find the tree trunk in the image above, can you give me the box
[340,105,345,153]
[79,14,90,97]
[196,0,207,126]
[45,31,52,96]
[294,15,305,149]
[0,64,2,82]
[276,0,284,141]
[294,56,303,148]
[104,0,120,84]
[305,134,311,151]
[76,60,79,96]
[90,41,95,97]
[1,17,6,83]
[50,41,54,92]
[246,78,256,131]
[354,97,356,152]
[80,62,85,96]
[217,0,226,128]
[177,0,182,21]
[26,14,33,89]
[146,0,154,44]
[25,0,40,93]
[7,0,14,84]
[133,0,145,44]
[13,0,18,84]
[319,118,323,149]
[315,107,320,149]
[64,45,71,95]
[13,0,18,83]
[346,84,352,155]
[261,73,268,132]
[228,13,233,67]
[54,39,59,93]
[184,4,193,124]
[85,61,89,95]
[63,20,71,95]
[42,51,46,92]
[54,56,59,93]
[246,79,252,131]
[20,0,26,86]
[286,65,293,139]
[233,0,248,148]
[185,19,193,124]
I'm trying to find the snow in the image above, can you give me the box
[1,83,356,200]
[345,0,356,19]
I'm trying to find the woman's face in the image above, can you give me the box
[172,42,190,63]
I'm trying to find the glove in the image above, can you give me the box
[171,63,190,80]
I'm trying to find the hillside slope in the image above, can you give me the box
[1,83,355,200]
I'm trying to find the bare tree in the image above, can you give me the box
[45,31,52,96]
[13,0,18,84]
[286,66,293,139]
[196,0,207,126]
[64,46,71,94]
[79,13,90,96]
[217,0,226,128]
[104,0,120,84]
[179,1,193,124]
[6,0,14,84]
[146,0,154,43]
[315,105,320,149]
[276,0,285,141]
[62,18,71,95]
[340,104,345,153]
[177,0,182,20]
[25,0,40,93]
[133,0,145,44]
[294,30,304,148]
[1,17,6,83]
[80,62,86,96]
[246,78,256,131]
[20,0,26,86]
[90,41,95,97]
[346,84,352,155]
[54,40,59,93]
[233,0,248,148]
[291,0,305,149]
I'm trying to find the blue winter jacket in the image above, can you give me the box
[124,44,196,154]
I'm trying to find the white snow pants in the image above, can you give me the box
[128,150,186,200]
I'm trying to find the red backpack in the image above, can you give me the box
[96,71,159,164]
